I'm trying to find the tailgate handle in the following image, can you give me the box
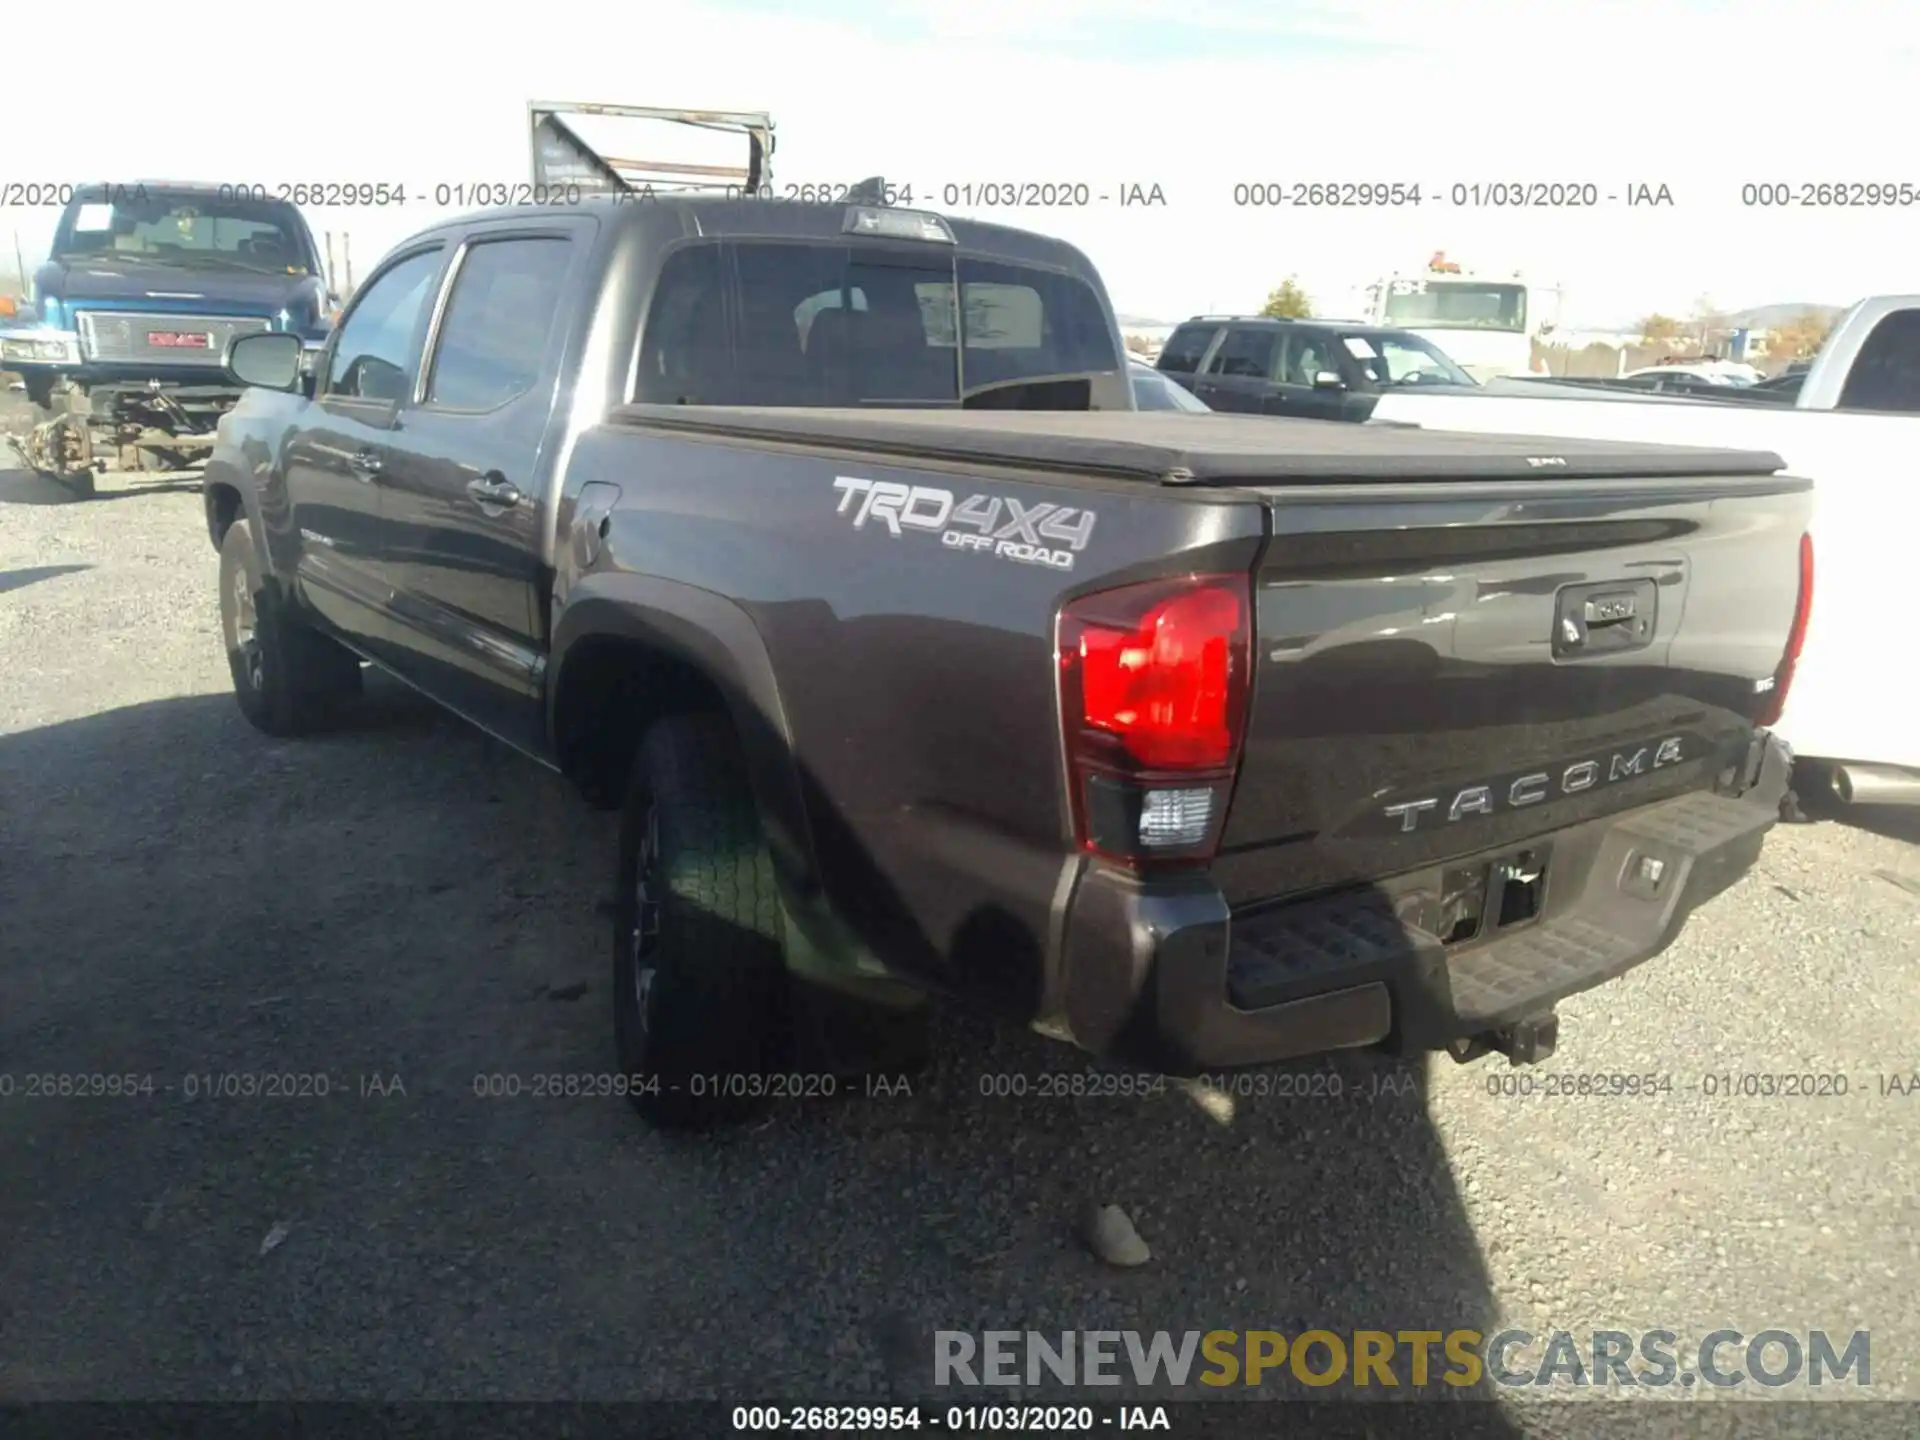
[1584,592,1638,626]
[1553,579,1658,659]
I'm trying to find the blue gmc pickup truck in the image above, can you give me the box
[2,181,335,496]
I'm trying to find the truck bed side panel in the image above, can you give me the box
[555,424,1267,1011]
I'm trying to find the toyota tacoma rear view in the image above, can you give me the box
[199,190,1814,1128]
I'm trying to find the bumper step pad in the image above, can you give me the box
[1226,789,1774,1034]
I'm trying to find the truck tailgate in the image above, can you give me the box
[1211,470,1812,908]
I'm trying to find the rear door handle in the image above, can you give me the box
[466,475,523,508]
[350,449,383,480]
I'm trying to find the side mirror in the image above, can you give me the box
[227,331,304,392]
[1312,370,1344,390]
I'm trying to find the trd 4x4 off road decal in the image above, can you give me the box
[831,476,1097,572]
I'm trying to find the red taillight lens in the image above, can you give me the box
[1057,575,1252,863]
[1074,582,1246,769]
[1757,531,1813,727]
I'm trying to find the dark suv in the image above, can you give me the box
[1156,315,1477,420]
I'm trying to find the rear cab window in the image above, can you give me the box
[1837,308,1920,412]
[633,240,1117,407]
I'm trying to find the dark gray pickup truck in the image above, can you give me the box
[202,195,1814,1129]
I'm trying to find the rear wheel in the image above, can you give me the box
[218,518,362,735]
[613,711,788,1129]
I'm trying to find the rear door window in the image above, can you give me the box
[1207,326,1281,379]
[424,236,573,410]
[634,240,1117,406]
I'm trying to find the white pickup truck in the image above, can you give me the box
[1371,294,1918,809]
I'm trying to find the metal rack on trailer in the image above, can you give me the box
[528,101,776,197]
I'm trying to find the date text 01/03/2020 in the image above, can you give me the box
[468,1071,913,1101]
[723,182,1168,208]
[729,1404,1167,1432]
[972,1068,1421,1102]
[0,1072,405,1100]
[1484,1071,1920,1099]
[1229,181,1675,207]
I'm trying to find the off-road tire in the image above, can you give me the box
[218,519,363,736]
[613,711,788,1130]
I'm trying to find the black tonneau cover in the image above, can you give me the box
[614,405,1787,483]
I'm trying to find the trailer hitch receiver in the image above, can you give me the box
[1447,1009,1559,1067]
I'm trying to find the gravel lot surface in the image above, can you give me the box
[2,416,1916,1435]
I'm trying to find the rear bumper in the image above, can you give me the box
[1057,731,1790,1074]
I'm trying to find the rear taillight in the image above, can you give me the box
[1056,574,1252,866]
[1757,531,1813,727]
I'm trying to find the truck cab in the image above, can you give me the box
[2,182,334,495]
[1365,261,1562,383]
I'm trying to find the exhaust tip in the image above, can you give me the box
[1824,762,1920,807]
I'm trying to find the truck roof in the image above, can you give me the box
[412,196,1097,274]
[614,405,1790,485]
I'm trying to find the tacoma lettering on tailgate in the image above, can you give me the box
[1370,734,1696,835]
[831,476,1096,572]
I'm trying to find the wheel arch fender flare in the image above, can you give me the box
[202,432,299,583]
[548,572,819,899]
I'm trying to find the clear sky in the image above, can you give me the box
[4,0,1916,327]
